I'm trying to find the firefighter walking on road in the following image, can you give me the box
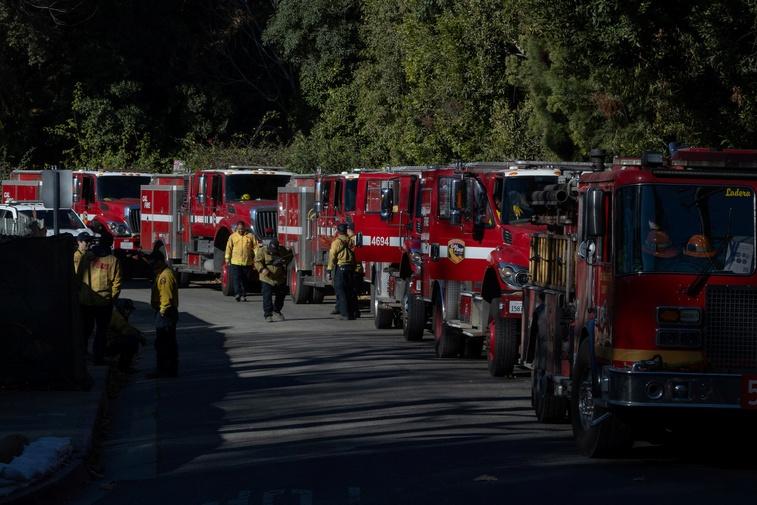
[328,223,358,320]
[78,234,122,365]
[254,238,293,322]
[225,221,258,302]
[148,250,179,378]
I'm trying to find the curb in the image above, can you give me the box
[0,372,109,505]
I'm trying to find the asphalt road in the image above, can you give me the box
[70,280,757,505]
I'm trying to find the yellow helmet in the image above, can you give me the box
[684,234,717,258]
[241,193,251,201]
[643,230,678,258]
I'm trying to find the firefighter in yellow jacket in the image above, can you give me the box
[149,250,179,378]
[328,223,358,320]
[254,238,293,322]
[74,231,93,273]
[78,234,122,365]
[225,221,258,302]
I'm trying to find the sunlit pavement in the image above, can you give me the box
[70,281,757,505]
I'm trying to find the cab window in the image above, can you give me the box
[365,180,382,213]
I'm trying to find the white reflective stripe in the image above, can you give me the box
[421,233,429,240]
[142,213,173,222]
[279,225,302,235]
[389,237,402,247]
[191,215,223,224]
[318,226,336,236]
[464,246,495,260]
[362,235,371,246]
[421,242,430,254]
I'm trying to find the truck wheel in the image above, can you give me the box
[311,287,326,304]
[221,263,233,296]
[178,271,191,289]
[290,266,312,304]
[463,337,483,359]
[371,285,393,329]
[571,340,633,457]
[532,367,567,422]
[487,303,519,377]
[433,297,461,358]
[402,293,426,341]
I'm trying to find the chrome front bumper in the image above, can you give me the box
[603,368,742,409]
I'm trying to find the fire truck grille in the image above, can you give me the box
[704,285,757,372]
[127,208,140,234]
[254,210,277,240]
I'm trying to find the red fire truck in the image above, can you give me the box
[521,148,757,457]
[277,169,424,317]
[7,169,150,252]
[1,177,41,203]
[401,162,593,370]
[140,166,291,291]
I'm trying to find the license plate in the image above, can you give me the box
[120,241,134,250]
[741,375,757,409]
[509,301,523,314]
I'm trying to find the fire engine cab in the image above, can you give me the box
[402,162,590,368]
[140,166,291,291]
[521,148,757,457]
[278,168,426,318]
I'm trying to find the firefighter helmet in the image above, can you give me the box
[642,230,677,258]
[684,234,717,258]
[241,193,251,201]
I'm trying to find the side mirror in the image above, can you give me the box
[355,231,363,248]
[380,187,394,220]
[197,175,206,204]
[449,178,464,225]
[586,189,604,237]
[72,178,80,203]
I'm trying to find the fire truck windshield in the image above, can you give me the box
[500,176,558,224]
[226,175,291,202]
[97,176,151,200]
[616,184,756,275]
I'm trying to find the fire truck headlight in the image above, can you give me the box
[498,262,527,288]
[107,221,130,237]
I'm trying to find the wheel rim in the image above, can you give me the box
[578,369,595,431]
[290,268,297,295]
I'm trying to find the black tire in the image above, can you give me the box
[571,340,633,457]
[289,266,312,304]
[433,296,461,358]
[463,336,483,359]
[372,284,393,329]
[487,302,519,377]
[178,271,191,289]
[311,287,326,304]
[531,368,568,422]
[403,293,426,341]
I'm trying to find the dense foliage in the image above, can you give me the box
[2,0,757,173]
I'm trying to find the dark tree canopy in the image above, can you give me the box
[2,0,757,174]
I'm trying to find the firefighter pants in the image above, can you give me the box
[261,282,286,317]
[230,264,251,298]
[334,266,356,319]
[81,303,112,363]
[155,310,178,376]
